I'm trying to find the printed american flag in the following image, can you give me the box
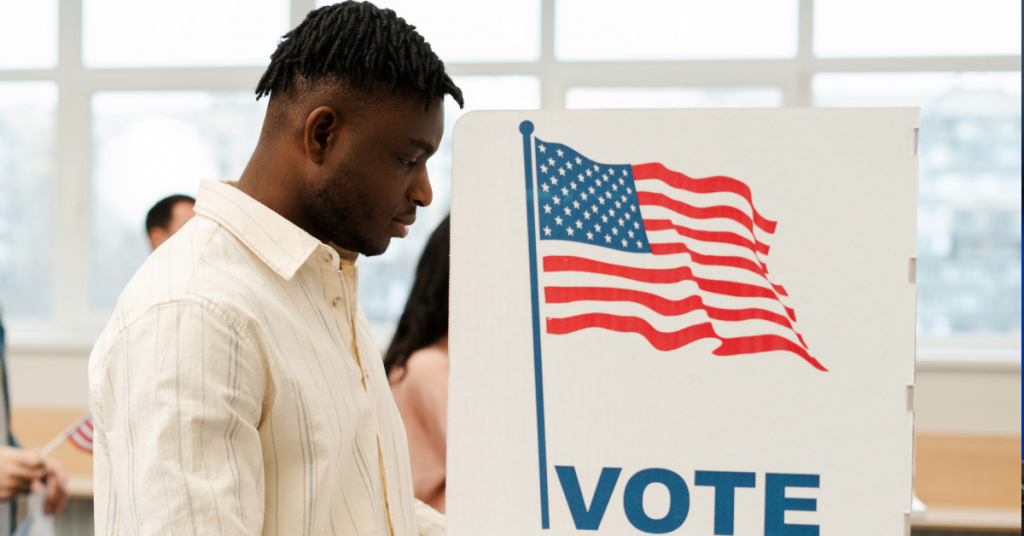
[531,138,825,371]
[67,416,94,454]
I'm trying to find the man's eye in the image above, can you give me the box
[399,158,416,168]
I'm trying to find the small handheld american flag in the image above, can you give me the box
[40,412,93,457]
[66,416,94,454]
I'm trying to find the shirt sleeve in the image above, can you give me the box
[90,300,265,535]
[414,498,446,536]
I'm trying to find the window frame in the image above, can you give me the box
[0,0,1020,365]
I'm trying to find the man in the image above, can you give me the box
[145,194,196,250]
[88,2,462,534]
[0,310,67,533]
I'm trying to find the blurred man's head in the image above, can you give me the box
[244,1,464,257]
[146,194,196,250]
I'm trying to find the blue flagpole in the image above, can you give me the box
[519,120,550,529]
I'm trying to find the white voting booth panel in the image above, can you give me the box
[448,109,918,535]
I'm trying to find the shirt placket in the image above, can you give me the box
[321,248,396,535]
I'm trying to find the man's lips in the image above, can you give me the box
[391,214,415,238]
[392,214,416,226]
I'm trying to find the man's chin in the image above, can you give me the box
[329,233,390,258]
[358,237,391,257]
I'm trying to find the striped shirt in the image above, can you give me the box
[89,180,444,536]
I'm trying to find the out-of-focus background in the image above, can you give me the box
[0,0,1019,533]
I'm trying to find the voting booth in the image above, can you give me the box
[448,109,919,535]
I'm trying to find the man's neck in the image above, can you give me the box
[236,146,329,245]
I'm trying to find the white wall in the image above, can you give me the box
[7,345,1021,437]
[915,362,1021,436]
[7,346,92,409]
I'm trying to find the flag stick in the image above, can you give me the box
[39,412,89,458]
[520,120,550,529]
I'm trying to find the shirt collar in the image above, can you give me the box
[194,180,357,279]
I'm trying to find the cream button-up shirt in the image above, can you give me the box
[89,180,444,536]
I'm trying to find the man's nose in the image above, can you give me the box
[410,167,433,208]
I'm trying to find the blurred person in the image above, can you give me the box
[145,194,196,250]
[0,309,68,533]
[88,2,463,535]
[385,215,450,513]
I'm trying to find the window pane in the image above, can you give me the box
[566,87,783,109]
[358,76,540,332]
[0,82,56,319]
[815,0,1022,57]
[556,0,798,61]
[0,0,57,69]
[814,72,1021,337]
[91,92,266,309]
[316,0,540,62]
[83,0,289,67]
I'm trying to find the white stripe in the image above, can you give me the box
[545,299,803,344]
[637,204,767,246]
[538,241,788,301]
[634,178,775,239]
[69,431,93,450]
[644,228,764,262]
[549,239,771,288]
[633,176,757,212]
[541,274,794,325]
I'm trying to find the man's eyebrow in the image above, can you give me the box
[408,138,437,155]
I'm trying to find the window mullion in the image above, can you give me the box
[539,0,560,109]
[540,0,555,63]
[793,0,815,106]
[797,0,814,61]
[291,0,316,28]
[51,0,99,336]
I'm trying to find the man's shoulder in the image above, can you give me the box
[93,216,268,358]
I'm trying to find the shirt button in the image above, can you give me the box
[332,297,342,307]
[322,253,333,263]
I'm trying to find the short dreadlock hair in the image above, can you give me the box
[255,1,463,110]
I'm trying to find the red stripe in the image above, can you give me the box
[648,242,765,275]
[638,191,759,236]
[644,219,770,256]
[647,242,789,297]
[545,286,796,331]
[548,314,715,350]
[546,248,795,322]
[547,313,825,371]
[632,163,777,234]
[715,334,822,369]
[67,431,93,454]
[543,255,777,299]
[638,192,773,254]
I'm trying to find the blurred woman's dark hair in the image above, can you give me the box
[384,215,450,380]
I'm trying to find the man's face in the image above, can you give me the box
[149,200,196,250]
[308,90,444,256]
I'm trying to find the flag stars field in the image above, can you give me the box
[535,141,651,253]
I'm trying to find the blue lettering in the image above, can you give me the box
[695,470,756,535]
[555,466,621,530]
[764,473,820,536]
[622,468,690,534]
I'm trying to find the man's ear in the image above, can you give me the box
[303,106,342,165]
